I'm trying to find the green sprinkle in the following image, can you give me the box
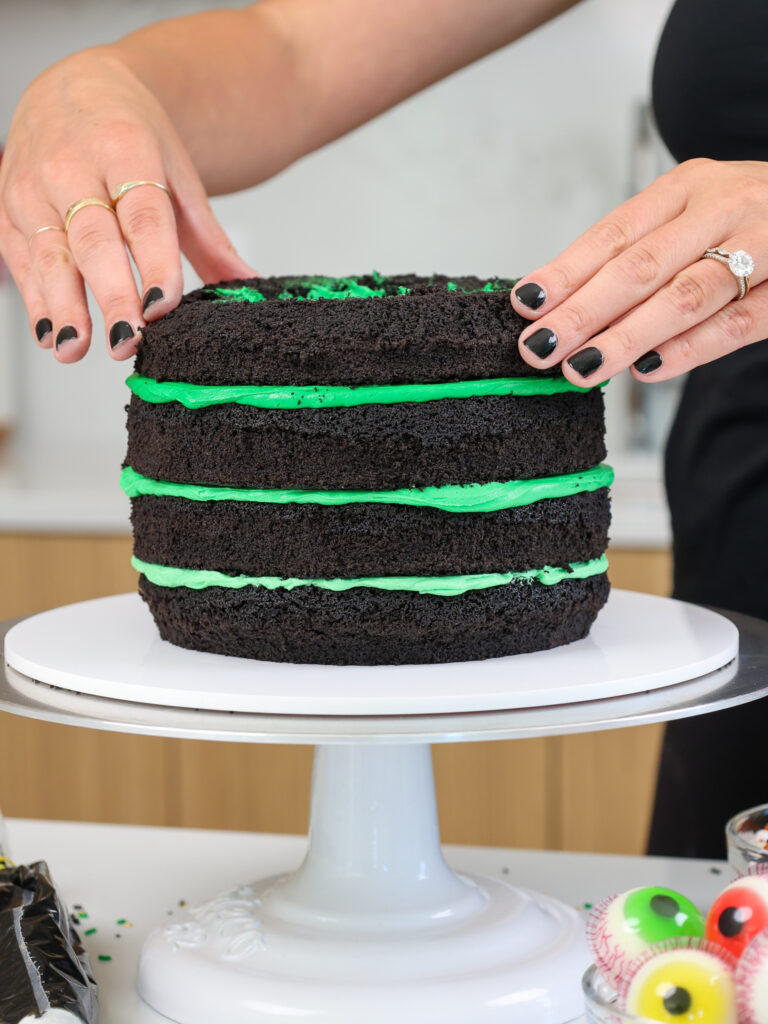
[98,955,112,962]
[584,902,594,910]
[78,911,88,919]
[116,918,126,925]
[446,281,458,291]
[85,928,97,936]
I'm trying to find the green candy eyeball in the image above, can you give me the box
[588,886,706,985]
[623,887,705,945]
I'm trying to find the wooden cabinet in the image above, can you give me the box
[0,536,670,854]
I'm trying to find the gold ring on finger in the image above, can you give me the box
[111,180,171,205]
[27,225,66,247]
[64,197,116,233]
[702,247,755,301]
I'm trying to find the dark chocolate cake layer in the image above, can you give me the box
[127,272,611,665]
[139,572,610,666]
[136,276,541,387]
[126,390,606,491]
[131,490,610,578]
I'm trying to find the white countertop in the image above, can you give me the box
[4,819,729,1024]
[0,440,670,546]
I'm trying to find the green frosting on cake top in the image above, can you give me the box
[207,273,516,303]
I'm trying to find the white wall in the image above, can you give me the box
[0,0,673,472]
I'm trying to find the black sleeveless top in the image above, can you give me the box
[647,0,768,860]
[652,0,768,163]
[650,0,768,626]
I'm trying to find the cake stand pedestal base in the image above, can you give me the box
[138,743,587,1023]
[5,592,754,1022]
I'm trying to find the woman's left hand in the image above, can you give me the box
[512,157,768,383]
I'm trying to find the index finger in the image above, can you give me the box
[510,171,688,317]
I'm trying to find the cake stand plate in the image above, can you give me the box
[2,596,762,1024]
[3,590,739,715]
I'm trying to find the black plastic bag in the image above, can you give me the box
[0,861,98,1023]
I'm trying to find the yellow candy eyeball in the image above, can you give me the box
[736,929,768,1024]
[622,939,737,1024]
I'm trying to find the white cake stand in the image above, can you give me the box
[2,590,764,1024]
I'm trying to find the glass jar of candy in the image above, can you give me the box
[582,964,656,1024]
[726,801,768,876]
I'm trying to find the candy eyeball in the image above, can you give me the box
[587,887,705,986]
[622,940,737,1024]
[735,928,768,1024]
[706,875,768,958]
[754,830,768,849]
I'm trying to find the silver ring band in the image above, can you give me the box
[702,247,754,301]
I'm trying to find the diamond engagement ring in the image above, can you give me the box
[702,248,755,301]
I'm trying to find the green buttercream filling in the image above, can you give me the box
[120,464,614,514]
[132,554,609,597]
[207,274,515,304]
[126,373,592,410]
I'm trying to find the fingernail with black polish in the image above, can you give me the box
[634,350,663,375]
[514,282,546,310]
[567,346,604,378]
[55,326,78,350]
[142,286,164,314]
[523,327,558,359]
[35,318,52,342]
[109,321,134,349]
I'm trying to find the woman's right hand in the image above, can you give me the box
[0,47,255,363]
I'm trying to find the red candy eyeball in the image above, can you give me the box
[707,876,768,958]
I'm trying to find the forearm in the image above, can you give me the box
[109,0,581,195]
[109,6,305,194]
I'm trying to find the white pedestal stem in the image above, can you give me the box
[138,738,590,1021]
[267,744,484,930]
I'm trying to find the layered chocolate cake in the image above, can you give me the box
[122,274,611,665]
